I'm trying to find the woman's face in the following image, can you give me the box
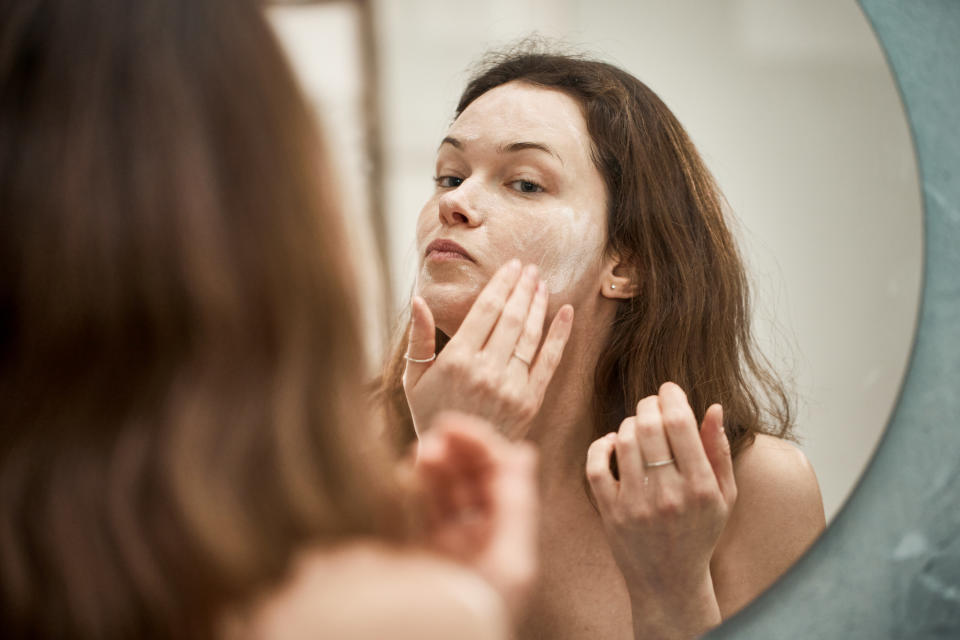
[415,81,609,334]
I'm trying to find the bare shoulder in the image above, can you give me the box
[711,434,826,617]
[242,541,508,640]
[733,433,824,507]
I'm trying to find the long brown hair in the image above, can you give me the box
[380,46,792,456]
[0,0,394,637]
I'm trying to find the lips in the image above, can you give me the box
[425,239,475,262]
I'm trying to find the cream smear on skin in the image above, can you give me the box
[512,204,604,295]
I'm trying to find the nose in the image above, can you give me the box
[438,179,483,228]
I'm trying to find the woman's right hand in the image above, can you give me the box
[403,259,574,440]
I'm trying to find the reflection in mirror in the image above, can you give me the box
[269,0,923,633]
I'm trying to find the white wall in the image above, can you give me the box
[272,0,923,522]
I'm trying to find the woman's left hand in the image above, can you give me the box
[410,411,540,622]
[585,382,737,640]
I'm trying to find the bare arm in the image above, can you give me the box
[710,434,826,617]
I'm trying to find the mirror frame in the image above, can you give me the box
[708,0,960,636]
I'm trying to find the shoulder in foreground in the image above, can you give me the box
[240,541,508,640]
[711,434,827,616]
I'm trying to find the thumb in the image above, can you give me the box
[404,296,437,388]
[700,404,737,507]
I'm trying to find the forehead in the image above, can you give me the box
[447,81,592,159]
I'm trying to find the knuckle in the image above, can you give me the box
[586,464,608,484]
[503,389,525,411]
[624,502,652,523]
[520,399,538,420]
[609,508,630,527]
[500,310,524,330]
[476,295,500,316]
[662,409,689,428]
[634,418,661,439]
[689,484,719,507]
[617,429,637,447]
[508,395,536,421]
[655,492,683,517]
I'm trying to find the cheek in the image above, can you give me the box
[524,206,605,295]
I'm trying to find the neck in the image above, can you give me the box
[526,301,615,493]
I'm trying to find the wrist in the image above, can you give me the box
[628,573,721,640]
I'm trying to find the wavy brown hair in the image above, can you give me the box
[379,47,792,457]
[0,0,395,637]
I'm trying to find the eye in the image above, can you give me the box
[434,175,463,189]
[509,179,544,194]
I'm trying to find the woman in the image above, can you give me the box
[380,48,827,639]
[0,1,538,638]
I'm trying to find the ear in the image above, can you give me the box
[599,252,639,299]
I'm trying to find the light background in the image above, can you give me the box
[267,0,923,522]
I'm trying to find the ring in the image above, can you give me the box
[511,352,532,368]
[404,353,436,363]
[644,457,676,469]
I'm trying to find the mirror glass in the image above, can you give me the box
[267,0,923,605]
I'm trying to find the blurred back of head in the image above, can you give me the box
[0,0,391,637]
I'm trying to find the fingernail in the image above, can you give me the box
[524,264,539,279]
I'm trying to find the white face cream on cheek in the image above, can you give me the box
[528,205,604,295]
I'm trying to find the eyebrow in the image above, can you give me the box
[439,136,564,165]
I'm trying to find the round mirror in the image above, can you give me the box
[370,0,923,523]
[268,0,923,625]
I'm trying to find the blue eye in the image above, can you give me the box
[510,180,544,194]
[434,176,463,188]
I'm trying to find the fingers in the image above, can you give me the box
[633,395,674,474]
[416,415,498,552]
[485,439,539,584]
[452,259,523,350]
[484,264,541,367]
[419,411,540,583]
[508,279,548,367]
[700,404,736,507]
[426,412,500,477]
[657,382,714,481]
[528,305,574,396]
[586,432,618,512]
[403,296,437,388]
[615,416,647,495]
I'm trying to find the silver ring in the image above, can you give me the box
[644,457,676,469]
[511,353,532,368]
[404,353,437,364]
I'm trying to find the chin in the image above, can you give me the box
[417,279,481,336]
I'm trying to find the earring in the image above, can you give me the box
[610,284,616,290]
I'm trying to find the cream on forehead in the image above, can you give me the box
[448,83,592,157]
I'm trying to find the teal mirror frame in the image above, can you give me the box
[708,1,959,637]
